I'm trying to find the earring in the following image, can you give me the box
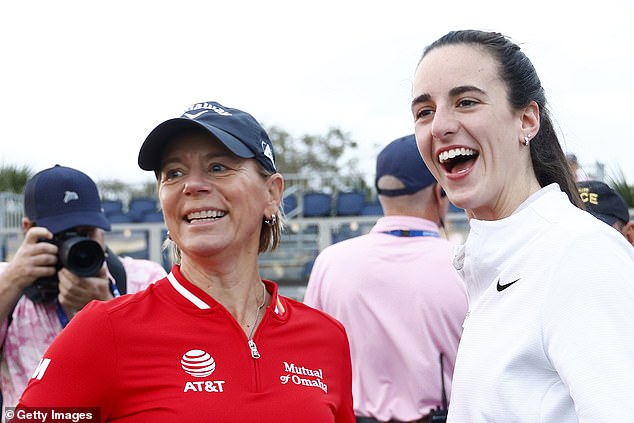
[264,214,277,227]
[524,134,531,146]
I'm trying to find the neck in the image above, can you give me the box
[471,179,542,221]
[179,259,269,328]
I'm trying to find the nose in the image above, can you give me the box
[430,107,459,141]
[182,170,211,195]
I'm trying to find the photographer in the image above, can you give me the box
[0,165,166,410]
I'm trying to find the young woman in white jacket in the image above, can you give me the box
[411,29,634,422]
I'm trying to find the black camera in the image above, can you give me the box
[23,230,106,304]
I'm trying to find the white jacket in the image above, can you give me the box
[448,184,634,423]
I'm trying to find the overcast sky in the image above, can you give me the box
[1,0,632,186]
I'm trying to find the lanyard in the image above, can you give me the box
[381,229,440,238]
[56,301,70,328]
[56,280,121,328]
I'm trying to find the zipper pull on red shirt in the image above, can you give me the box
[248,339,261,359]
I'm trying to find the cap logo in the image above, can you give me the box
[183,110,208,120]
[185,102,232,117]
[63,191,80,204]
[578,187,599,205]
[262,140,275,168]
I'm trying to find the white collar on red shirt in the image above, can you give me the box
[167,272,211,309]
[166,271,285,315]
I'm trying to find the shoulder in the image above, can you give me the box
[321,233,370,254]
[311,234,374,269]
[556,223,633,276]
[531,191,624,246]
[86,279,163,318]
[58,283,162,344]
[546,202,630,253]
[281,296,348,337]
[532,203,634,295]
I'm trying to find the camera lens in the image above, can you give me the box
[58,237,105,277]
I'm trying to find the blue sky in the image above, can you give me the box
[1,0,632,185]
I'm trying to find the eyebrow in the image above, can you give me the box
[450,85,487,97]
[411,93,431,109]
[411,85,488,108]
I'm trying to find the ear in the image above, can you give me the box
[436,183,447,199]
[264,173,284,217]
[432,183,449,222]
[520,100,540,141]
[622,221,634,246]
[432,183,445,202]
[22,217,33,232]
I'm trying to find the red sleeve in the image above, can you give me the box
[17,300,117,416]
[335,326,355,423]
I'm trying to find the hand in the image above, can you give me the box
[57,265,113,319]
[1,227,58,292]
[0,227,58,323]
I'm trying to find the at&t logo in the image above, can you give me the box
[181,349,226,393]
[181,349,215,377]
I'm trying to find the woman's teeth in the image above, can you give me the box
[438,148,477,163]
[187,210,225,222]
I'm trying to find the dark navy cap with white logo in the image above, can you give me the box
[24,165,111,234]
[138,101,277,173]
[375,134,437,196]
[577,180,630,226]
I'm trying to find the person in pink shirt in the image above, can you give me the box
[0,165,166,411]
[304,134,468,423]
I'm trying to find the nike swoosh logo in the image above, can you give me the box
[496,278,520,292]
[184,111,207,120]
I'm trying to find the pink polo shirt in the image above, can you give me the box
[304,216,467,422]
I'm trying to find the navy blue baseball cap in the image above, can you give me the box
[375,134,437,196]
[577,180,630,226]
[24,165,111,234]
[138,101,276,173]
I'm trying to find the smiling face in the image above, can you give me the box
[411,44,540,220]
[158,133,282,262]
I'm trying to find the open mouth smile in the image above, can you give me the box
[438,147,478,174]
[185,209,226,223]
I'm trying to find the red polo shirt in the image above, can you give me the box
[17,265,354,423]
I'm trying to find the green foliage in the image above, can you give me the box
[607,168,634,207]
[0,164,33,194]
[267,125,368,195]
